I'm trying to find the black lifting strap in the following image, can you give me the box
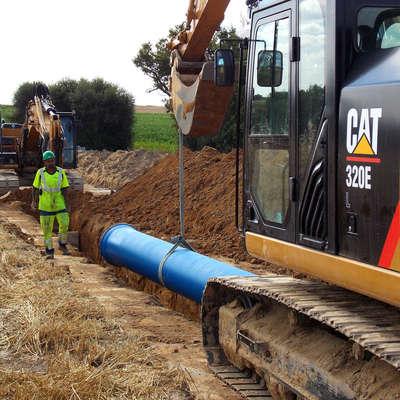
[158,129,194,285]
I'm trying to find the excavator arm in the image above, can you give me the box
[171,0,231,61]
[170,0,234,137]
[21,84,64,170]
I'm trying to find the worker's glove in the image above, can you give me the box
[30,201,37,211]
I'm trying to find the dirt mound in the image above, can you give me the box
[78,149,166,190]
[7,147,290,275]
[71,147,287,276]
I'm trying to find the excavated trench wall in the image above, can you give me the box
[9,148,288,319]
[10,188,201,319]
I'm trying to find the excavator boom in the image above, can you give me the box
[171,0,231,61]
[22,85,65,171]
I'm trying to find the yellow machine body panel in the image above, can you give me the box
[246,232,400,308]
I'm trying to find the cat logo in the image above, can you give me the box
[346,108,382,163]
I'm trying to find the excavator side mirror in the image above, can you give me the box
[214,49,235,87]
[257,50,283,87]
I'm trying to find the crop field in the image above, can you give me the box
[133,112,177,153]
[0,104,177,153]
[0,105,15,122]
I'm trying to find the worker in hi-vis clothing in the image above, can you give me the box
[31,150,70,259]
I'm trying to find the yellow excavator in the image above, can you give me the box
[170,0,400,398]
[0,84,82,192]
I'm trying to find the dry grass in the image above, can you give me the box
[0,224,192,400]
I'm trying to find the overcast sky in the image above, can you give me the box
[0,1,248,106]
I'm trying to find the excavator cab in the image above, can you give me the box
[177,0,400,305]
[171,0,400,302]
[58,112,78,169]
[243,0,400,292]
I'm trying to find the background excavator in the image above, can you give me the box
[0,84,82,193]
[169,0,400,398]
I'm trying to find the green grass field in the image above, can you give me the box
[133,112,177,153]
[0,105,15,122]
[1,105,177,153]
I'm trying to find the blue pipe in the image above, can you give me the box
[100,224,255,303]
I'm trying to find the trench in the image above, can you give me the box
[70,194,202,320]
[6,182,400,400]
[8,187,202,320]
[0,197,243,400]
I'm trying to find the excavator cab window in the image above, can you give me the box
[377,13,400,49]
[248,15,291,226]
[357,7,400,52]
[59,113,78,169]
[214,49,235,87]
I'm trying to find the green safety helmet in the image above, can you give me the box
[42,150,55,161]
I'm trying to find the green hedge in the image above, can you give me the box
[12,79,135,151]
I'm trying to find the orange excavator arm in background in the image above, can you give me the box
[20,85,65,172]
[169,0,234,137]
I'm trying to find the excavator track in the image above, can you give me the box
[202,275,400,399]
[66,170,84,192]
[209,365,272,399]
[0,170,20,195]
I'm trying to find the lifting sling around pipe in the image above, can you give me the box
[100,224,255,304]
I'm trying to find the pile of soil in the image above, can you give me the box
[71,147,284,275]
[9,147,287,275]
[6,147,296,320]
[78,149,166,190]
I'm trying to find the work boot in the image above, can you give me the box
[59,243,70,256]
[45,248,55,260]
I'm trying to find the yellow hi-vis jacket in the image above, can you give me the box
[32,167,70,212]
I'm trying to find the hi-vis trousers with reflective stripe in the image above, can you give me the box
[40,211,69,250]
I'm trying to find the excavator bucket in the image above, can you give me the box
[169,0,234,137]
[171,56,234,137]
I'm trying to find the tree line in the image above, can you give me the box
[12,78,135,151]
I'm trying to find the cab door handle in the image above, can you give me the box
[289,177,298,202]
[291,37,301,62]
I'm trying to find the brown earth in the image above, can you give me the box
[12,147,291,275]
[78,149,166,190]
[8,147,290,320]
[0,202,242,400]
[71,147,290,277]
